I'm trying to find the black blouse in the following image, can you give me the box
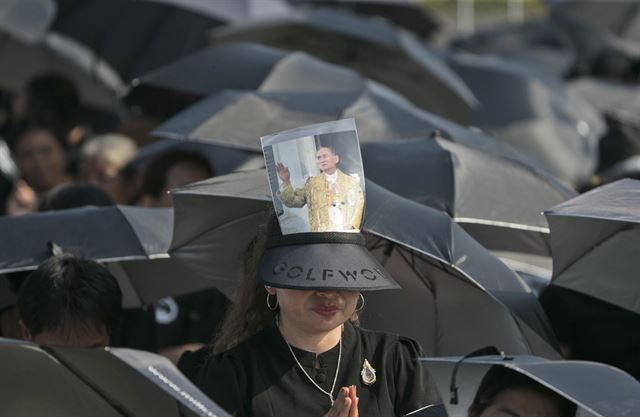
[179,322,441,417]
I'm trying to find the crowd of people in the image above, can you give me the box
[0,73,230,364]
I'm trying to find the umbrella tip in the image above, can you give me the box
[48,241,65,257]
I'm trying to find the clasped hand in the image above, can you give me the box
[324,386,359,417]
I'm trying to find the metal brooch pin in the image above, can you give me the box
[361,359,376,386]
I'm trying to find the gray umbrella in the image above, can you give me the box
[422,354,640,417]
[570,77,640,171]
[544,178,640,315]
[145,0,292,22]
[0,276,16,311]
[0,30,124,111]
[153,84,448,151]
[446,51,606,187]
[361,138,575,257]
[0,206,214,308]
[51,0,292,83]
[287,0,441,40]
[126,42,375,118]
[170,169,560,358]
[0,338,229,417]
[151,81,547,176]
[550,0,640,78]
[211,8,477,125]
[451,19,576,79]
[0,0,55,44]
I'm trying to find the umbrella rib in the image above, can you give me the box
[453,217,550,233]
[553,223,633,280]
[396,247,434,293]
[41,346,137,417]
[170,210,265,252]
[114,262,145,307]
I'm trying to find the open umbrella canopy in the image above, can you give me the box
[544,178,640,315]
[451,19,576,79]
[126,42,372,119]
[151,80,546,177]
[550,0,640,78]
[170,170,560,358]
[446,51,606,187]
[211,8,477,125]
[288,0,440,40]
[145,0,292,22]
[0,206,214,307]
[0,0,56,44]
[570,77,640,171]
[0,30,124,112]
[421,354,640,417]
[361,138,576,256]
[0,338,230,417]
[51,0,291,82]
[153,83,447,152]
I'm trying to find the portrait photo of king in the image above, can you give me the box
[275,145,365,233]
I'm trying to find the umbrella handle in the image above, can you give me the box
[449,346,504,404]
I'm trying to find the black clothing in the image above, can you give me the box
[110,307,158,351]
[179,322,440,417]
[155,289,229,348]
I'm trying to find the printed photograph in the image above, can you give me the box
[261,119,366,235]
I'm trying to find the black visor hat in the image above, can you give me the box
[258,232,399,291]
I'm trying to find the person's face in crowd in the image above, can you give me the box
[469,387,564,417]
[15,129,69,194]
[20,323,110,348]
[316,147,339,175]
[267,288,359,334]
[80,156,124,201]
[142,161,211,207]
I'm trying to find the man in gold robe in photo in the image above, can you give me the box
[276,146,364,232]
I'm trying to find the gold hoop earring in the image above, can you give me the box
[266,293,279,311]
[355,293,365,312]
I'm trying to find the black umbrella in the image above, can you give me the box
[361,138,575,256]
[153,85,448,151]
[422,354,640,417]
[211,8,477,125]
[544,178,640,315]
[0,206,214,307]
[145,0,292,22]
[0,0,55,44]
[288,0,440,40]
[451,19,576,79]
[0,338,230,417]
[170,170,560,358]
[125,42,370,119]
[151,83,545,177]
[447,51,606,187]
[0,31,124,112]
[51,0,289,82]
[570,77,640,171]
[0,275,15,311]
[550,0,640,79]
